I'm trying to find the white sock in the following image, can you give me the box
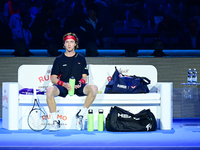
[79,107,88,116]
[51,112,58,121]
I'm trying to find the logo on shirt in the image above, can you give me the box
[78,62,81,64]
[63,64,67,66]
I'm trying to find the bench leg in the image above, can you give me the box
[2,82,18,130]
[158,82,173,130]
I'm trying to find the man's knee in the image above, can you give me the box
[46,86,58,98]
[89,84,98,96]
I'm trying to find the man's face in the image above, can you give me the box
[19,2,29,13]
[21,13,31,29]
[154,41,163,52]
[64,39,76,52]
[87,9,96,19]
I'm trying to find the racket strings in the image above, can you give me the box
[28,109,47,131]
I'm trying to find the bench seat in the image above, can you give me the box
[19,93,161,104]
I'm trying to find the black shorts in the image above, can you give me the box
[54,84,87,97]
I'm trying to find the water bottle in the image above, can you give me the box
[98,109,104,131]
[192,68,197,83]
[87,109,94,132]
[187,69,193,83]
[68,76,75,96]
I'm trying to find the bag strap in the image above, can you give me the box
[115,66,150,85]
[115,66,126,77]
[133,75,151,85]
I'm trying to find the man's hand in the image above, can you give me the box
[63,82,71,91]
[75,81,82,89]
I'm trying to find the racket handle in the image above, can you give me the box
[33,86,37,99]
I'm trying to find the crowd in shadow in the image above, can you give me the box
[0,0,200,57]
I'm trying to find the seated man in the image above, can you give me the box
[179,17,200,49]
[150,38,167,57]
[46,32,98,131]
[125,43,139,57]
[79,3,103,48]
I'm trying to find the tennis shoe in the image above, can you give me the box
[76,110,83,130]
[49,120,60,131]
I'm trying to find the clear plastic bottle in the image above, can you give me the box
[192,68,197,83]
[187,69,193,83]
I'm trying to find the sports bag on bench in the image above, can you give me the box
[105,106,157,132]
[104,67,151,94]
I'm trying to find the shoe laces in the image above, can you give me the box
[78,115,83,122]
[53,120,60,126]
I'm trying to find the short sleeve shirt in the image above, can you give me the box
[51,53,88,84]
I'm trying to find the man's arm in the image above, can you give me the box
[79,74,87,85]
[51,74,71,91]
[51,74,60,84]
[81,74,87,83]
[75,74,88,89]
[3,3,9,23]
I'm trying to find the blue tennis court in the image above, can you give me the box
[0,118,200,150]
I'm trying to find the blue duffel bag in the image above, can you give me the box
[104,66,150,94]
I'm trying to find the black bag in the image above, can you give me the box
[104,67,150,94]
[105,106,157,132]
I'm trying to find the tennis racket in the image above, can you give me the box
[27,87,48,131]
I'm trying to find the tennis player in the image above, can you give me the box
[46,32,98,131]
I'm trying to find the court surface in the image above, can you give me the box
[0,118,200,150]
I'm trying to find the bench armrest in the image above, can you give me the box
[157,82,173,130]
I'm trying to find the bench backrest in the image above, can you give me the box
[18,65,157,92]
[18,65,53,90]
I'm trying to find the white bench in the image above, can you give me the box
[2,65,173,130]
